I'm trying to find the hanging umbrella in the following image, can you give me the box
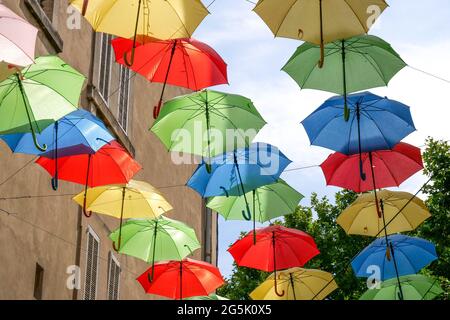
[37,141,141,216]
[207,179,303,243]
[137,259,225,300]
[0,56,85,151]
[250,268,337,300]
[151,90,266,160]
[352,235,437,287]
[253,0,387,67]
[70,0,209,66]
[112,37,228,118]
[337,190,431,237]
[1,109,114,190]
[0,63,19,82]
[0,4,37,67]
[109,216,199,278]
[283,35,406,120]
[303,92,416,180]
[228,225,319,297]
[74,180,172,251]
[360,275,443,300]
[185,294,229,301]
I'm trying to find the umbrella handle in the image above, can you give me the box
[241,208,251,221]
[344,96,350,122]
[123,47,136,67]
[219,187,229,198]
[82,0,89,15]
[112,240,121,252]
[274,274,285,297]
[317,0,324,69]
[82,196,92,218]
[51,177,59,191]
[153,100,162,119]
[359,158,366,181]
[318,42,325,69]
[30,124,47,152]
[205,162,212,174]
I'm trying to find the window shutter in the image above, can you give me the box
[118,66,131,132]
[84,228,99,300]
[107,253,121,300]
[99,33,113,102]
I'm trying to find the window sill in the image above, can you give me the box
[25,0,63,52]
[87,84,136,157]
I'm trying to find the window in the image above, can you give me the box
[33,263,44,300]
[118,66,131,132]
[98,33,113,103]
[84,227,100,300]
[38,0,54,21]
[107,253,121,300]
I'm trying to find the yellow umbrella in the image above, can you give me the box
[70,0,209,65]
[253,0,388,67]
[250,268,338,300]
[337,190,431,238]
[73,180,173,250]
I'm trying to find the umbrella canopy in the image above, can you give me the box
[253,0,387,66]
[250,268,338,300]
[113,37,228,118]
[0,56,84,150]
[0,109,114,158]
[151,90,266,158]
[137,258,225,300]
[302,92,416,155]
[109,216,200,271]
[187,143,291,198]
[185,294,229,300]
[0,4,38,67]
[229,225,319,297]
[337,190,431,237]
[352,235,437,281]
[321,143,424,193]
[360,275,443,300]
[283,35,406,120]
[0,63,19,82]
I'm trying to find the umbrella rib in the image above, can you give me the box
[165,1,192,37]
[21,80,79,108]
[361,112,393,149]
[375,153,401,186]
[343,0,368,32]
[166,108,206,151]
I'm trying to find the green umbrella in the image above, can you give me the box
[0,55,84,151]
[109,216,201,281]
[207,180,304,243]
[185,294,229,300]
[360,275,443,300]
[150,90,266,167]
[282,35,406,121]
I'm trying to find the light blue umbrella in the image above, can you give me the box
[1,109,114,190]
[187,143,291,220]
[352,235,437,300]
[302,92,416,180]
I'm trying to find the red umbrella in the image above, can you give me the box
[112,36,228,119]
[228,225,319,297]
[137,258,225,300]
[36,141,141,216]
[321,142,423,193]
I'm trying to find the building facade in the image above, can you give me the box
[0,0,218,300]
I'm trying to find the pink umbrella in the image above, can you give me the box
[0,4,37,67]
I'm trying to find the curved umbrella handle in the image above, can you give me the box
[318,42,325,69]
[82,195,92,218]
[241,206,251,221]
[123,46,136,67]
[112,240,121,252]
[153,100,162,119]
[359,158,366,181]
[30,127,47,152]
[51,177,59,191]
[82,0,89,15]
[274,274,285,297]
[219,187,229,198]
[205,162,212,174]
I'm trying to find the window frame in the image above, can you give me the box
[97,33,113,105]
[117,65,131,133]
[83,226,100,300]
[107,252,121,300]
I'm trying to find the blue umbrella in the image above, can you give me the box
[352,234,437,299]
[302,92,415,180]
[187,142,291,218]
[0,109,114,190]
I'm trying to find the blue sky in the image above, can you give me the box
[192,0,450,277]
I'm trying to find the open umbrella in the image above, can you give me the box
[137,259,225,300]
[207,179,303,243]
[228,225,319,297]
[253,0,387,67]
[337,190,431,237]
[1,109,114,190]
[283,35,406,120]
[70,0,209,66]
[250,268,337,300]
[303,92,416,180]
[151,90,266,160]
[74,180,172,251]
[0,4,37,67]
[0,56,85,151]
[352,235,437,290]
[112,37,228,118]
[37,141,141,216]
[109,216,199,278]
[360,275,443,300]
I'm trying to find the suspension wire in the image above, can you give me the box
[408,65,450,84]
[0,157,38,188]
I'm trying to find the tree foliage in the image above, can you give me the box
[218,139,450,300]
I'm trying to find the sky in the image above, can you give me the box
[191,0,450,278]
